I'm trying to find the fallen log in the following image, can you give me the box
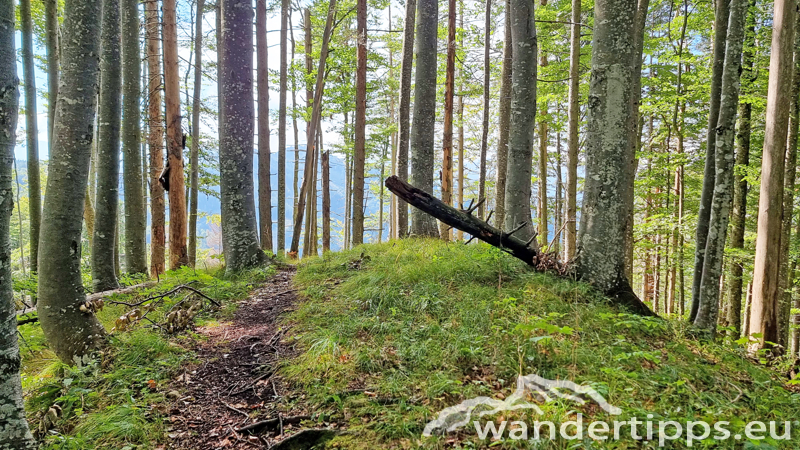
[384,175,656,317]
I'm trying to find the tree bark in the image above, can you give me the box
[477,0,491,220]
[725,0,756,336]
[38,0,108,364]
[395,0,416,238]
[353,0,367,245]
[504,0,537,243]
[440,0,457,240]
[575,0,638,296]
[778,10,800,348]
[290,0,337,254]
[219,0,268,273]
[409,0,439,237]
[45,0,59,143]
[564,0,580,261]
[0,1,37,445]
[456,2,464,240]
[691,0,731,322]
[163,0,188,269]
[322,149,331,251]
[278,0,288,255]
[750,0,797,350]
[122,0,146,275]
[495,0,512,230]
[257,0,273,254]
[92,0,122,292]
[188,0,204,267]
[146,0,165,277]
[538,107,548,247]
[20,0,41,275]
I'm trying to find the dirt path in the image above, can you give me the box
[165,268,329,450]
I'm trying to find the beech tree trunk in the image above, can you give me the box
[477,0,491,220]
[691,0,730,322]
[564,0,580,261]
[693,0,747,334]
[188,0,204,267]
[257,0,273,254]
[0,1,37,445]
[495,0,512,229]
[538,107,548,247]
[575,0,638,296]
[38,0,108,364]
[45,0,59,144]
[163,0,188,269]
[504,0,537,243]
[219,0,268,273]
[353,0,367,245]
[92,0,122,292]
[440,0,456,240]
[122,0,146,275]
[20,0,41,275]
[278,0,288,255]
[725,0,756,337]
[409,0,439,237]
[749,0,796,350]
[146,0,165,276]
[395,0,416,238]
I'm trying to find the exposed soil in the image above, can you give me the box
[165,268,333,449]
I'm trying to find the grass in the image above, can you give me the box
[19,264,275,450]
[286,238,799,449]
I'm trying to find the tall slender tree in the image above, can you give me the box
[188,0,204,267]
[38,0,108,363]
[122,0,146,275]
[564,0,580,260]
[410,0,439,237]
[20,0,41,274]
[219,0,267,272]
[147,0,165,276]
[749,0,796,350]
[0,1,37,445]
[353,0,368,245]
[495,0,512,229]
[538,106,548,246]
[278,0,288,255]
[693,0,748,333]
[395,0,416,238]
[477,0,491,220]
[45,0,59,142]
[92,0,122,291]
[257,0,273,254]
[440,0,456,239]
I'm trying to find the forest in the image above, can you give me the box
[1,0,800,447]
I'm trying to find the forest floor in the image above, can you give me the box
[166,267,340,450]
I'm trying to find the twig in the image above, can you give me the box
[235,415,310,434]
[465,235,477,245]
[230,369,276,396]
[507,222,527,237]
[219,394,250,418]
[485,210,494,224]
[466,198,485,215]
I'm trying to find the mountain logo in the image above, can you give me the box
[422,373,621,437]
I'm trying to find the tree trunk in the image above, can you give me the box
[257,0,273,254]
[478,0,491,220]
[693,0,747,334]
[456,1,464,239]
[504,0,537,243]
[322,149,331,251]
[440,0,457,240]
[45,0,59,142]
[353,0,367,245]
[188,0,204,267]
[538,107,548,247]
[290,0,337,254]
[20,0,41,275]
[290,14,300,224]
[278,0,288,255]
[725,0,756,337]
[163,0,187,269]
[219,0,268,273]
[575,0,638,296]
[564,0,580,261]
[0,1,37,445]
[121,0,146,275]
[778,10,800,348]
[495,0,512,230]
[146,0,165,277]
[92,0,122,292]
[38,0,108,364]
[750,0,797,350]
[395,0,416,238]
[555,128,562,255]
[409,0,439,237]
[691,0,731,322]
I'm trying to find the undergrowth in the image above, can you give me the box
[18,264,274,449]
[287,239,799,449]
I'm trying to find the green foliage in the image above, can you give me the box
[287,240,799,448]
